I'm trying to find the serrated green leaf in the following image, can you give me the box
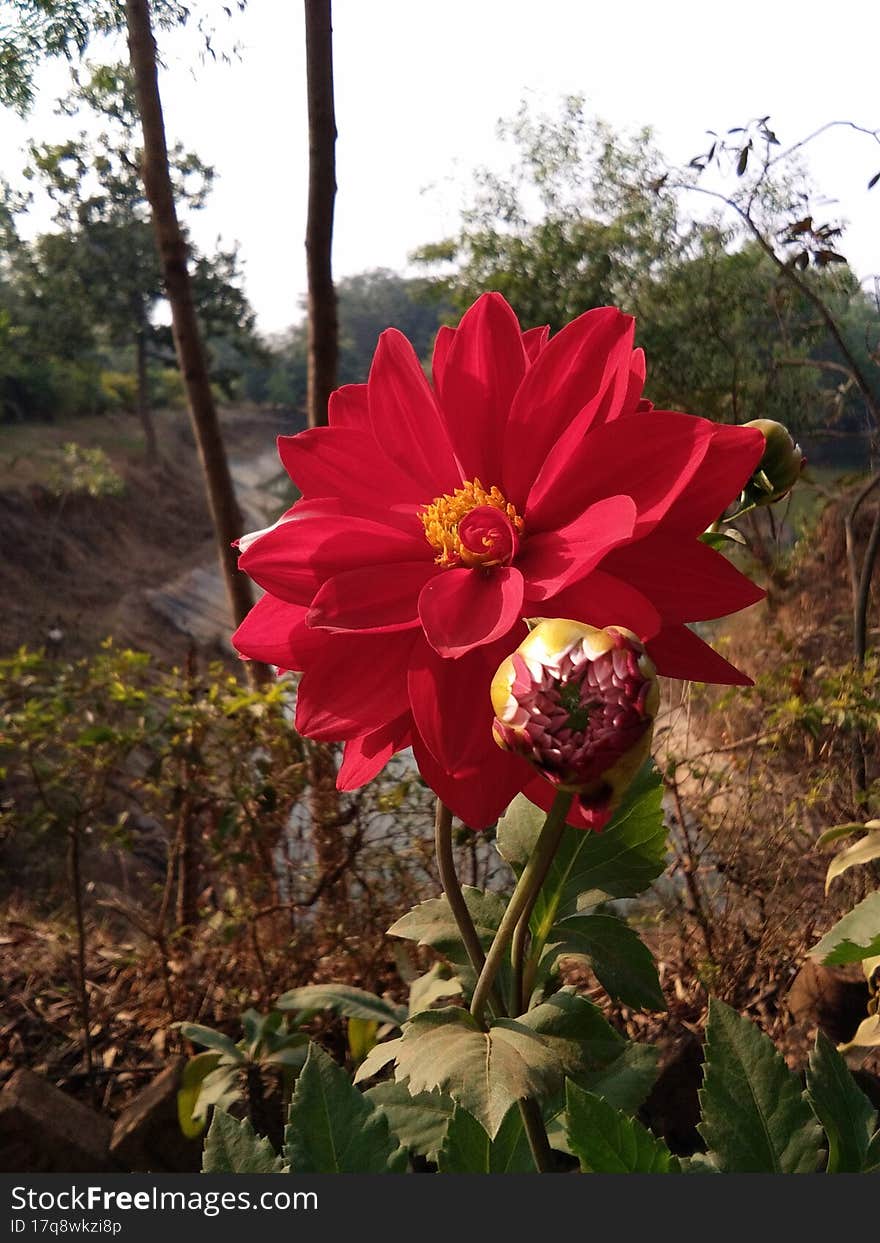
[284,1043,406,1173]
[565,1081,679,1172]
[698,998,823,1173]
[177,1051,221,1139]
[806,1031,878,1172]
[680,1152,720,1173]
[573,1041,660,1113]
[542,913,666,1011]
[825,833,880,893]
[388,887,507,963]
[352,1036,404,1084]
[202,1110,284,1173]
[438,1104,537,1173]
[517,988,625,1067]
[392,1007,565,1138]
[810,893,880,965]
[498,765,666,957]
[275,983,407,1027]
[363,1080,454,1162]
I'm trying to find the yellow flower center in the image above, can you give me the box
[420,478,524,569]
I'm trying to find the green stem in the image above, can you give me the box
[510,822,564,1015]
[470,789,573,1029]
[433,800,504,1020]
[518,1097,556,1173]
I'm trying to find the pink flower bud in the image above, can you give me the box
[491,618,659,814]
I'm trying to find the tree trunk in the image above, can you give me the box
[304,0,338,429]
[303,0,346,909]
[125,0,268,681]
[134,319,158,462]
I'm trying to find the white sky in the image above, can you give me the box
[1,0,878,334]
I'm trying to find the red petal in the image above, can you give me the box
[439,292,526,481]
[412,731,533,830]
[232,595,308,667]
[647,623,753,686]
[278,426,426,513]
[337,713,412,789]
[540,570,662,640]
[527,410,713,533]
[523,777,611,830]
[517,495,637,600]
[308,561,436,633]
[603,536,765,622]
[296,630,416,740]
[621,348,646,415]
[368,328,460,495]
[660,422,766,535]
[408,628,528,774]
[522,324,550,362]
[502,307,634,507]
[431,324,456,396]
[418,566,524,658]
[239,506,427,604]
[328,383,369,429]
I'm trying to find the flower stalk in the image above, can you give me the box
[470,788,574,1029]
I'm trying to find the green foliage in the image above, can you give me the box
[539,913,666,1011]
[438,1104,537,1173]
[698,999,823,1173]
[0,644,307,894]
[45,442,124,498]
[202,1111,285,1174]
[176,1010,309,1138]
[284,1044,406,1173]
[275,983,407,1028]
[810,893,880,966]
[362,1081,454,1164]
[565,1081,679,1173]
[806,1032,879,1173]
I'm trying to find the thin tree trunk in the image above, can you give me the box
[303,0,346,909]
[125,0,268,682]
[134,319,158,462]
[304,0,338,428]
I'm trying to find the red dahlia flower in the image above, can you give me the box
[233,293,765,829]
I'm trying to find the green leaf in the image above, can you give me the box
[275,983,407,1027]
[438,1104,537,1173]
[806,1031,878,1172]
[352,1037,404,1084]
[202,1110,284,1173]
[391,1006,566,1138]
[517,989,626,1071]
[541,913,666,1011]
[363,1080,454,1163]
[176,1022,245,1062]
[176,1051,221,1139]
[408,965,462,1016]
[284,1043,406,1173]
[825,833,880,892]
[498,765,667,956]
[347,1017,379,1066]
[837,1014,880,1053]
[810,893,880,965]
[565,1081,679,1172]
[698,998,823,1173]
[573,1041,660,1114]
[388,887,507,965]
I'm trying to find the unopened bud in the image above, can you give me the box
[741,419,805,507]
[491,618,659,813]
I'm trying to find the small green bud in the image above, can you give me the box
[740,419,805,508]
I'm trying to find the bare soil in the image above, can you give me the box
[0,407,289,661]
